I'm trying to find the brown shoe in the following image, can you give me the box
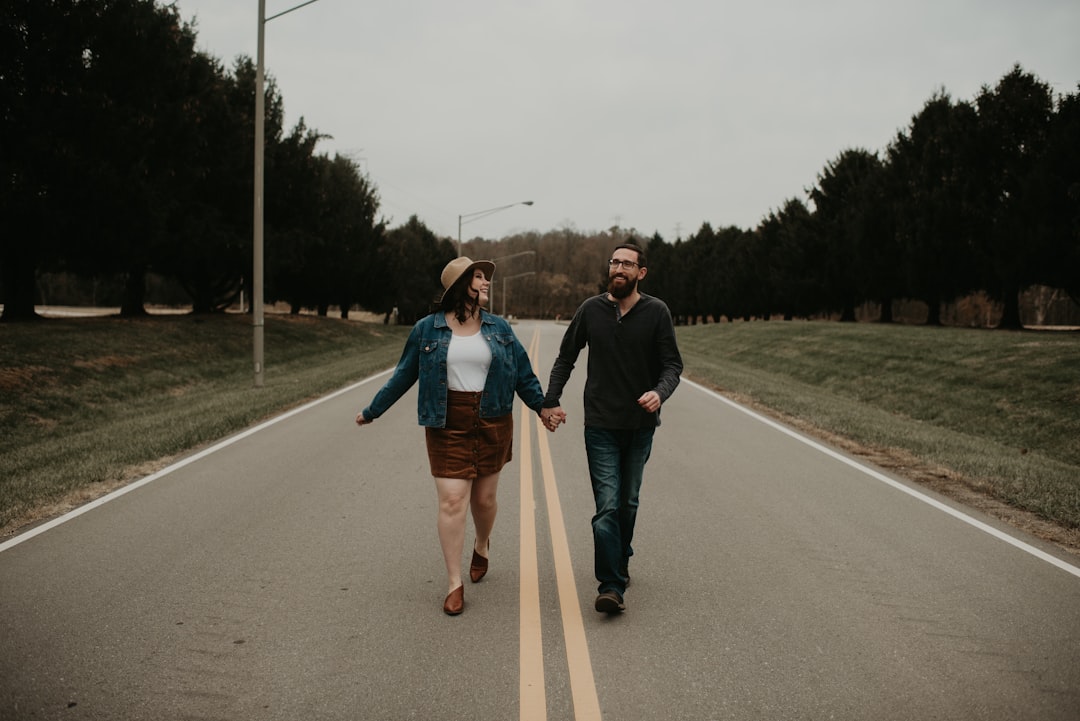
[443,585,464,615]
[469,542,489,583]
[595,591,625,614]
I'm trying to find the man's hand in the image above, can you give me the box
[637,391,662,413]
[540,406,566,432]
[355,412,371,426]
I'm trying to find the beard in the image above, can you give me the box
[607,273,637,299]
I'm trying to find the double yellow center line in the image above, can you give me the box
[519,329,602,721]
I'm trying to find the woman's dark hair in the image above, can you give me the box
[437,267,486,324]
[614,241,647,268]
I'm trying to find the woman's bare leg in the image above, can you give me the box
[435,476,471,594]
[470,472,500,557]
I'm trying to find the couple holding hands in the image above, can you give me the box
[356,243,683,616]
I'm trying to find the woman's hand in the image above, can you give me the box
[540,407,566,432]
[355,412,371,426]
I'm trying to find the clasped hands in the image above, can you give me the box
[540,392,661,433]
[540,407,566,433]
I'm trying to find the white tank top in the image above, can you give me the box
[446,331,491,392]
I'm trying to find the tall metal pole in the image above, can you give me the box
[457,201,534,259]
[253,0,266,387]
[501,271,535,316]
[488,250,535,314]
[252,0,323,388]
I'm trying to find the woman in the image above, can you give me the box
[355,257,546,615]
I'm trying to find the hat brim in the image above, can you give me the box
[440,260,496,302]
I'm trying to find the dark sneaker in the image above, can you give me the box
[595,591,625,614]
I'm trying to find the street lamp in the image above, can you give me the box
[489,250,536,314]
[457,201,534,257]
[253,0,323,388]
[501,271,536,317]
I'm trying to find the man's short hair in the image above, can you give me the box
[613,241,647,268]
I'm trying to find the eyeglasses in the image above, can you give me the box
[607,259,639,270]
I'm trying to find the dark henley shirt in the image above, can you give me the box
[544,292,683,429]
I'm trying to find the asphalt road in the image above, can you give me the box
[2,320,1078,721]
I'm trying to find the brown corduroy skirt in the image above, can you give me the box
[426,390,514,480]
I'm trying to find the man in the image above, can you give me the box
[541,242,683,614]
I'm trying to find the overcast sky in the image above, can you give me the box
[174,0,1079,241]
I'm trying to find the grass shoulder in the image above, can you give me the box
[676,320,1080,556]
[0,313,411,536]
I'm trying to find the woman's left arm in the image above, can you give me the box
[510,332,546,414]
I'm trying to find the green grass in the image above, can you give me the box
[2,314,1078,542]
[0,313,411,533]
[676,321,1080,531]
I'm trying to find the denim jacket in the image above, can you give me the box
[361,311,545,428]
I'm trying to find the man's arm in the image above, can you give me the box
[541,302,591,430]
[543,303,588,408]
[653,301,683,403]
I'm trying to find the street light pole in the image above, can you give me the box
[253,0,323,388]
[253,0,266,387]
[488,250,536,314]
[457,201,534,257]
[501,271,536,317]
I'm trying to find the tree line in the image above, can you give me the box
[3,2,1077,328]
[2,0,397,321]
[639,66,1078,330]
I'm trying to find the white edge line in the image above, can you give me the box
[0,369,394,554]
[684,377,1080,580]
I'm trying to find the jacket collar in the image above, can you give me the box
[433,309,494,329]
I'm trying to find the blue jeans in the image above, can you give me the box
[584,426,655,596]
